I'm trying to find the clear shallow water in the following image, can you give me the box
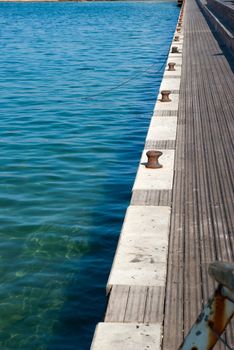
[0,2,179,349]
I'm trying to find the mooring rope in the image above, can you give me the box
[80,49,170,101]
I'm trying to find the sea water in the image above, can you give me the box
[0,2,179,349]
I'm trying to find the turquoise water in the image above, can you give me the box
[0,2,179,349]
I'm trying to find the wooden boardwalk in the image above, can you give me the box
[91,0,234,348]
[162,0,234,348]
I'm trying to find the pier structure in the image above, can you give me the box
[91,0,234,348]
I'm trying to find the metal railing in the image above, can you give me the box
[179,261,234,350]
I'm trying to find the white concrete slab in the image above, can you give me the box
[146,117,177,141]
[164,65,182,76]
[173,40,183,45]
[160,77,181,91]
[91,323,162,350]
[133,149,174,190]
[171,42,183,48]
[114,221,168,264]
[173,36,184,42]
[118,231,168,250]
[175,28,183,34]
[121,206,170,236]
[166,56,182,66]
[108,260,167,288]
[107,206,171,288]
[163,72,181,78]
[114,239,168,264]
[168,52,182,58]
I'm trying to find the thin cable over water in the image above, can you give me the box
[80,51,170,101]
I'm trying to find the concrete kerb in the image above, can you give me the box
[91,323,162,350]
[146,116,178,141]
[91,3,185,349]
[160,78,181,91]
[107,205,171,290]
[106,6,185,290]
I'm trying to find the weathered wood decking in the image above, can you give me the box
[91,0,234,348]
[163,0,234,348]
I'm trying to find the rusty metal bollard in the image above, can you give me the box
[174,36,180,42]
[168,62,176,71]
[161,90,171,102]
[145,150,163,169]
[171,46,179,53]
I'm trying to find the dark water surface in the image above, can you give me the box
[0,2,179,349]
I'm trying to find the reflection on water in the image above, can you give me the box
[0,2,179,349]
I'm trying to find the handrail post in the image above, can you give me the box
[178,261,234,350]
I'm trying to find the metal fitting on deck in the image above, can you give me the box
[177,27,182,33]
[145,150,163,169]
[179,261,234,350]
[168,62,176,71]
[171,46,179,53]
[174,36,180,42]
[161,90,171,102]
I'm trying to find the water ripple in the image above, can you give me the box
[0,2,179,349]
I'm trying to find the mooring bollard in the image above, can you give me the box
[171,46,179,53]
[161,90,171,102]
[145,150,163,169]
[177,27,182,33]
[168,62,176,71]
[174,36,180,42]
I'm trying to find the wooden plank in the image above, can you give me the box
[105,285,130,322]
[105,285,166,325]
[124,286,148,323]
[154,110,178,116]
[145,140,176,149]
[91,323,162,350]
[144,286,165,324]
[160,189,173,207]
[130,190,172,206]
